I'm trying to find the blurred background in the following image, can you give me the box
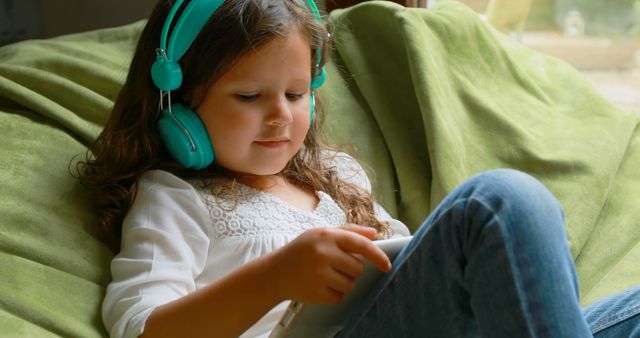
[448,0,640,113]
[1,0,638,111]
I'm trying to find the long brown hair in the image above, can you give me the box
[77,0,389,252]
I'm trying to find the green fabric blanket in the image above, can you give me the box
[0,2,638,337]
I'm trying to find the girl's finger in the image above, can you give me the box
[340,224,378,240]
[325,268,356,294]
[321,287,345,305]
[330,251,365,279]
[335,232,391,273]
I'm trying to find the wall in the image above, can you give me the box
[0,0,156,45]
[40,0,157,38]
[0,0,41,45]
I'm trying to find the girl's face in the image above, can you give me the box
[195,30,313,178]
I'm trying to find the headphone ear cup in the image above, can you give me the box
[157,103,215,169]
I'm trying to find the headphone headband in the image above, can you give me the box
[152,0,326,91]
[162,0,226,63]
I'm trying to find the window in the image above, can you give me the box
[436,0,640,112]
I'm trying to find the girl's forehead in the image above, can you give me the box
[218,31,312,81]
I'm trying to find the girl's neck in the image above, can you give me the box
[235,173,288,192]
[234,172,320,212]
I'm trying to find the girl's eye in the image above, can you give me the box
[235,94,259,102]
[286,93,304,101]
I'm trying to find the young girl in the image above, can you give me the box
[78,0,640,337]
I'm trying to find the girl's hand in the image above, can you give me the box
[267,225,392,305]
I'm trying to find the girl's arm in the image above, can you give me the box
[141,225,391,338]
[140,251,280,338]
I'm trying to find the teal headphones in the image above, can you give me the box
[151,0,326,169]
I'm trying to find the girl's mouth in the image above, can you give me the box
[254,140,289,148]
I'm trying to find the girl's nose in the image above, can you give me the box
[267,97,294,126]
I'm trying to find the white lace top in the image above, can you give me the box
[103,152,410,338]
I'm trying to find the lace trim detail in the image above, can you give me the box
[198,182,347,239]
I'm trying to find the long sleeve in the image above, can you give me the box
[102,171,211,338]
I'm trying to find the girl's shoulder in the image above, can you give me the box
[138,169,194,189]
[137,170,232,205]
[138,169,225,191]
[321,150,359,168]
[133,170,211,208]
[123,170,210,246]
[321,150,372,192]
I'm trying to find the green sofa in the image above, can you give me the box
[1,2,638,337]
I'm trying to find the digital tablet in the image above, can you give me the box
[269,235,413,338]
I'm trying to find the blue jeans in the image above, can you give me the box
[337,169,640,337]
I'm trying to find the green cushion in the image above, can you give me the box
[0,23,143,337]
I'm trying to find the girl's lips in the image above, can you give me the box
[254,140,289,148]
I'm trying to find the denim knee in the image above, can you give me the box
[459,169,566,241]
[467,169,562,214]
[415,168,567,249]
